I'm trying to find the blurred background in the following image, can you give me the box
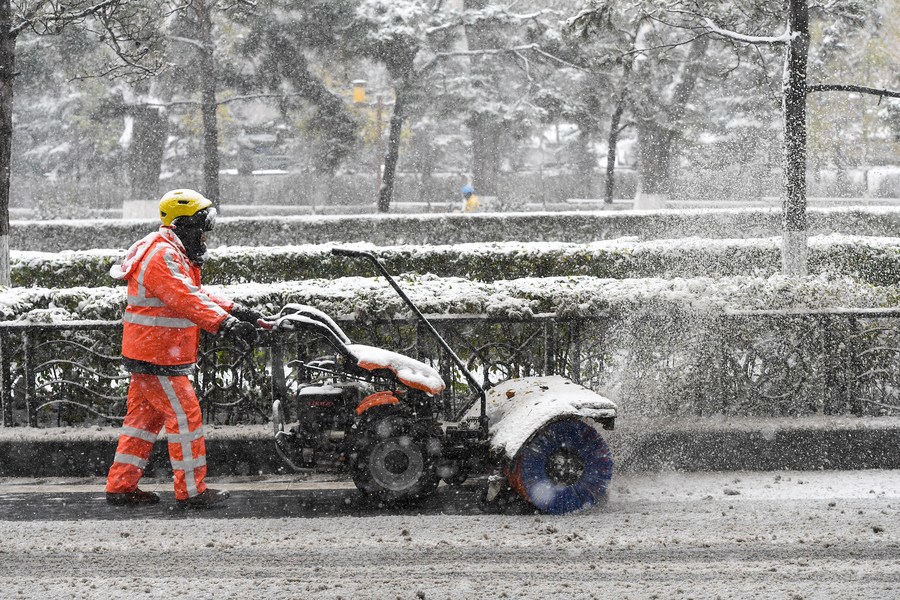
[7,0,899,219]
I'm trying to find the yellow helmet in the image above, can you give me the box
[159,189,213,227]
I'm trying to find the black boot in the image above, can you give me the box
[106,488,161,506]
[176,488,230,509]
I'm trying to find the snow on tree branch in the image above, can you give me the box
[620,33,710,57]
[806,84,900,99]
[565,7,593,30]
[425,7,561,36]
[701,17,793,45]
[169,35,206,50]
[11,0,122,36]
[424,43,588,73]
[142,92,308,108]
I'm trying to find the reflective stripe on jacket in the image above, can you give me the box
[116,229,233,366]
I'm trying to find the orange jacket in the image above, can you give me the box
[112,228,233,366]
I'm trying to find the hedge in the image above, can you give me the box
[1,272,895,324]
[6,273,900,427]
[10,206,900,252]
[10,235,900,289]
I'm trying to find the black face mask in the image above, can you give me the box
[174,225,207,265]
[172,208,216,265]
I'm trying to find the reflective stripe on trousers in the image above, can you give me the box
[106,373,207,500]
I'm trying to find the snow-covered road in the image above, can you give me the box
[1,469,899,599]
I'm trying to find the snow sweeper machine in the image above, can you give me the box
[268,248,617,514]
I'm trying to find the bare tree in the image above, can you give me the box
[701,1,898,275]
[194,0,219,204]
[162,0,233,206]
[573,0,897,273]
[633,35,708,208]
[0,0,165,285]
[570,5,712,208]
[603,58,631,204]
[350,1,569,212]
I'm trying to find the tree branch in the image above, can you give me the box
[807,84,900,98]
[68,59,159,83]
[426,7,561,36]
[752,44,781,105]
[620,32,710,57]
[214,92,306,106]
[169,35,206,50]
[702,17,792,45]
[425,21,457,36]
[421,43,589,73]
[512,50,533,86]
[615,121,632,135]
[11,0,122,36]
[718,48,742,78]
[527,44,589,72]
[142,92,307,108]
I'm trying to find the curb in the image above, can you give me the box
[612,427,900,473]
[2,419,899,478]
[0,437,288,479]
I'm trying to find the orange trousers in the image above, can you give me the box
[106,374,208,500]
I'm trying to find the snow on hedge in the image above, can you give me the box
[11,234,900,288]
[1,272,895,324]
[10,205,900,251]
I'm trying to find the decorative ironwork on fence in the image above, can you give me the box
[2,308,900,428]
[714,308,900,417]
[0,314,587,428]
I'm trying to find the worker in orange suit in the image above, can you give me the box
[105,189,261,508]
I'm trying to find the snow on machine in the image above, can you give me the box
[269,248,616,514]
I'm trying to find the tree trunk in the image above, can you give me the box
[634,120,674,207]
[604,104,626,204]
[604,60,632,204]
[634,37,708,209]
[781,0,810,277]
[196,0,219,205]
[833,145,852,197]
[464,0,502,198]
[469,112,503,197]
[126,105,168,201]
[574,126,595,199]
[377,88,406,213]
[0,3,15,287]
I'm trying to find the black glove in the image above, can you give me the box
[219,316,258,346]
[230,303,264,324]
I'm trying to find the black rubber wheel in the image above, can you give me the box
[350,410,441,503]
[508,418,613,514]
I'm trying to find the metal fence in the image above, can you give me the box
[3,308,900,428]
[0,314,586,428]
[713,308,900,417]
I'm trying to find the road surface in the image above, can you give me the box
[1,470,899,599]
